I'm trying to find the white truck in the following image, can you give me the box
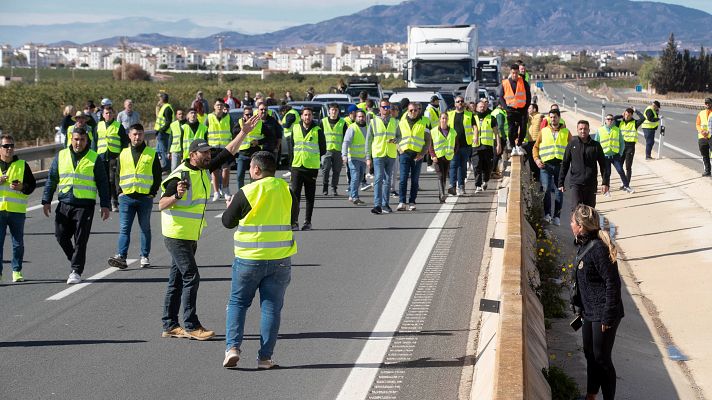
[478,56,501,91]
[402,25,479,95]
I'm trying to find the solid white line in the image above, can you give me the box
[27,200,58,212]
[45,259,138,301]
[214,212,224,219]
[335,197,457,400]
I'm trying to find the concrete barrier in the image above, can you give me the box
[627,96,704,110]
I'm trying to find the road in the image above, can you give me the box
[543,82,706,175]
[0,169,493,400]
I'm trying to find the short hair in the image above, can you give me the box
[548,109,561,117]
[510,64,519,70]
[624,107,634,114]
[72,127,88,136]
[359,91,368,100]
[355,109,367,116]
[243,105,253,112]
[577,120,590,128]
[129,123,144,132]
[606,113,614,118]
[187,108,197,114]
[0,134,14,142]
[550,103,560,109]
[328,103,339,110]
[366,99,375,108]
[102,106,113,112]
[653,100,661,108]
[159,93,169,102]
[214,98,225,105]
[530,103,539,112]
[251,151,277,176]
[301,107,314,115]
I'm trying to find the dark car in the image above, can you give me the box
[287,101,325,120]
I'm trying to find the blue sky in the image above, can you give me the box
[0,0,710,34]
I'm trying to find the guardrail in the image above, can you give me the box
[492,158,550,399]
[16,130,157,180]
[627,96,704,110]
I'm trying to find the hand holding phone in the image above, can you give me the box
[180,171,191,189]
[570,315,583,331]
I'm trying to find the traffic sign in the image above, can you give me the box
[635,85,643,92]
[536,81,544,89]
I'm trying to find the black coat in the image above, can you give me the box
[576,234,624,325]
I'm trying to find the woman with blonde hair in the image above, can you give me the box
[570,204,624,400]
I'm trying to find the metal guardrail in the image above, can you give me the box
[627,97,704,110]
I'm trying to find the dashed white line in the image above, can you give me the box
[45,259,138,300]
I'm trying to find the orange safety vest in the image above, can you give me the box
[502,77,527,109]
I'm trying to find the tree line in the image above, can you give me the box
[652,33,712,94]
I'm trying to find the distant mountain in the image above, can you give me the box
[4,0,712,50]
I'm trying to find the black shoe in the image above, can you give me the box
[371,206,382,215]
[382,205,393,214]
[332,189,339,196]
[322,190,329,196]
[703,171,711,177]
[108,255,128,269]
[301,222,312,231]
[291,223,300,231]
[447,187,456,195]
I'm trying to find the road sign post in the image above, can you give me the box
[635,85,643,93]
[601,99,606,123]
[574,97,577,114]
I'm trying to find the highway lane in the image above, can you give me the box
[543,82,707,175]
[0,168,493,399]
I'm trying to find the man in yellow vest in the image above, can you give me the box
[0,134,36,283]
[279,104,301,178]
[594,114,632,193]
[429,113,456,203]
[236,105,264,190]
[447,95,475,196]
[158,115,258,341]
[641,100,661,160]
[97,106,128,212]
[472,99,502,193]
[613,107,644,186]
[357,91,368,111]
[532,109,571,226]
[696,98,712,176]
[205,99,236,201]
[154,92,174,172]
[342,109,368,205]
[321,103,348,196]
[290,107,326,231]
[178,108,207,162]
[169,108,187,171]
[220,150,297,369]
[107,123,162,270]
[42,127,111,284]
[395,102,431,211]
[367,99,398,214]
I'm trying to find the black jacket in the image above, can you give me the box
[576,234,624,325]
[559,136,608,187]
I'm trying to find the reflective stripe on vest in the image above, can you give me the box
[234,177,297,260]
[96,120,122,154]
[618,120,638,143]
[160,164,209,240]
[238,119,264,151]
[118,146,156,195]
[431,127,456,160]
[398,117,428,153]
[281,109,300,138]
[474,114,495,147]
[425,104,440,127]
[182,123,208,159]
[323,118,346,151]
[502,77,527,109]
[596,126,621,155]
[67,125,96,148]
[347,123,367,160]
[154,103,174,131]
[169,120,184,153]
[58,149,98,199]
[292,124,321,169]
[370,117,397,158]
[641,106,659,129]
[447,111,475,145]
[539,127,569,162]
[0,160,29,213]
[207,113,231,148]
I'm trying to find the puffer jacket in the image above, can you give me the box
[575,233,625,325]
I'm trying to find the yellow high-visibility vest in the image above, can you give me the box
[57,148,98,199]
[291,124,321,169]
[539,127,569,162]
[118,146,156,195]
[160,164,209,241]
[0,160,29,213]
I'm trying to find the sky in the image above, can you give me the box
[0,0,710,36]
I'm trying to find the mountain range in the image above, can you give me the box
[4,0,712,50]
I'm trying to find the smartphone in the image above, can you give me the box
[12,180,19,184]
[180,171,191,189]
[570,315,583,331]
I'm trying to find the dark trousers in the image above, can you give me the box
[622,142,635,184]
[162,237,201,331]
[285,136,294,170]
[434,157,451,201]
[523,141,539,181]
[699,138,711,174]
[582,319,620,399]
[55,202,95,275]
[290,168,318,224]
[471,146,494,187]
[570,184,598,209]
[506,109,527,147]
[604,155,629,188]
[107,157,119,208]
[642,128,656,158]
[321,150,343,193]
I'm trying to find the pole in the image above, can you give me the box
[34,46,39,84]
[601,98,605,124]
[216,35,225,85]
[574,97,577,114]
[657,117,665,159]
[563,94,566,107]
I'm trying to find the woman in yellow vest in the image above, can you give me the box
[0,134,36,283]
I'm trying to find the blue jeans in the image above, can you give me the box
[540,162,563,218]
[373,156,395,207]
[162,237,201,331]
[399,152,423,204]
[156,133,170,171]
[0,210,25,274]
[449,147,472,188]
[171,152,182,172]
[235,153,251,189]
[225,257,292,359]
[643,128,656,158]
[348,159,366,200]
[604,155,629,187]
[116,195,153,258]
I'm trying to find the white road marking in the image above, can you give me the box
[45,259,138,301]
[336,197,457,400]
[27,200,58,212]
[679,120,689,124]
[214,212,224,219]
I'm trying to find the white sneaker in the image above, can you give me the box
[624,186,635,194]
[365,173,374,180]
[360,183,373,191]
[553,217,561,226]
[282,171,291,178]
[396,203,406,211]
[67,271,81,284]
[426,165,435,172]
[543,214,552,224]
[456,187,464,196]
[223,348,241,368]
[408,203,416,211]
[211,192,220,202]
[475,186,483,193]
[140,256,150,268]
[257,358,279,369]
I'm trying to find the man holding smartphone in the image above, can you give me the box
[158,115,258,341]
[0,135,36,283]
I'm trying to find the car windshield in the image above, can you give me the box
[412,60,473,84]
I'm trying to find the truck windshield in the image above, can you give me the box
[481,69,500,86]
[412,60,472,84]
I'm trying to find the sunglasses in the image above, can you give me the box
[455,100,464,103]
[381,105,391,109]
[258,109,267,112]
[605,118,613,120]
[244,114,253,117]
[1,143,15,149]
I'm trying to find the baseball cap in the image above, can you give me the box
[705,98,712,105]
[101,98,112,106]
[189,139,211,153]
[653,100,661,108]
[347,104,358,113]
[431,95,439,102]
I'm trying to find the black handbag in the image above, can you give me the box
[570,240,596,312]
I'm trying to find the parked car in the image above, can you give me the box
[287,101,325,120]
[345,75,383,100]
[387,89,447,115]
[312,94,353,103]
[320,102,357,119]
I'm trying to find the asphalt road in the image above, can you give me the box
[543,82,707,175]
[0,167,493,400]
